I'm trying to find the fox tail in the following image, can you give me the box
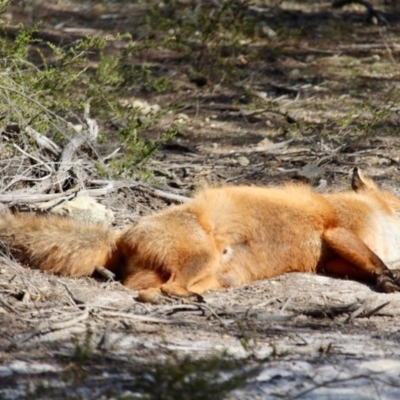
[0,212,120,277]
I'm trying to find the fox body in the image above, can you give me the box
[2,168,400,301]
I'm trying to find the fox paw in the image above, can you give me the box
[136,288,204,303]
[185,292,205,303]
[376,271,400,293]
[137,288,162,303]
[389,269,400,285]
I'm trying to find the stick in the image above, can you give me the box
[100,311,191,325]
[0,186,80,204]
[18,309,90,343]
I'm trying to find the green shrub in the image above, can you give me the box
[0,2,175,179]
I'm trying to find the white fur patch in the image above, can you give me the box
[367,214,400,264]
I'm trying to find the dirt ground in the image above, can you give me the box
[1,1,400,399]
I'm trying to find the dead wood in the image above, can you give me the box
[99,310,191,325]
[95,266,116,281]
[133,185,191,203]
[17,308,90,343]
[1,116,100,203]
[294,299,391,320]
[0,186,80,204]
[332,0,388,24]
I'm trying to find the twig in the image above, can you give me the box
[362,301,391,318]
[0,331,16,344]
[289,373,384,400]
[134,185,190,203]
[347,303,366,321]
[59,281,86,306]
[315,145,345,166]
[88,179,190,202]
[332,0,388,25]
[97,324,113,351]
[12,143,54,174]
[380,32,396,63]
[18,308,90,343]
[198,303,231,327]
[2,172,56,193]
[296,301,360,318]
[0,297,22,315]
[252,313,295,322]
[100,311,190,325]
[280,296,293,313]
[49,126,99,192]
[208,139,293,155]
[7,122,100,198]
[0,83,70,127]
[0,186,80,204]
[257,298,278,308]
[346,299,391,321]
[25,126,61,155]
[102,147,121,162]
[95,266,116,281]
[155,304,205,315]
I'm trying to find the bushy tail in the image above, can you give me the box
[0,212,120,277]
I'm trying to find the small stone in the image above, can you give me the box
[289,68,301,79]
[237,156,250,167]
[176,113,190,121]
[42,196,115,225]
[297,163,324,181]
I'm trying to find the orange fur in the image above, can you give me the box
[0,213,121,276]
[2,167,400,300]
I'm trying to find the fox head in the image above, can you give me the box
[352,167,400,216]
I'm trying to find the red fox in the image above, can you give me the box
[1,167,400,302]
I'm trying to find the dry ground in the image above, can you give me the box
[1,1,400,399]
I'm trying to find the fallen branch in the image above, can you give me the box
[296,299,391,320]
[134,185,190,203]
[295,301,359,318]
[349,299,391,319]
[18,308,90,343]
[0,297,21,315]
[332,0,388,24]
[0,186,80,204]
[13,118,99,196]
[100,311,191,325]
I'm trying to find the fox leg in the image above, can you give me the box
[157,272,208,301]
[158,282,203,302]
[323,258,376,281]
[134,281,204,303]
[136,282,204,303]
[187,275,223,294]
[160,280,194,297]
[322,227,400,293]
[124,270,167,303]
[123,270,165,291]
[126,271,205,302]
[137,288,162,303]
[159,264,227,299]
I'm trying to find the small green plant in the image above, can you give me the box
[57,326,95,390]
[147,0,253,84]
[72,325,94,366]
[130,352,257,400]
[0,4,177,181]
[106,123,181,178]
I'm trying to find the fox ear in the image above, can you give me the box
[351,167,377,192]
